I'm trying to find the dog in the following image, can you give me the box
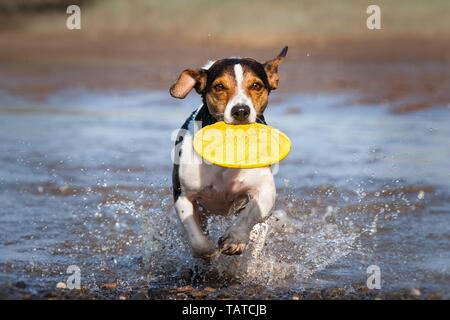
[170,46,288,258]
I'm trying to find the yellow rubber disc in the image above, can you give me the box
[193,121,291,168]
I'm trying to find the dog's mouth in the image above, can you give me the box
[224,119,256,125]
[209,110,262,125]
[223,114,261,125]
[212,113,255,125]
[224,114,265,125]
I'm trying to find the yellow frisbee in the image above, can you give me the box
[193,121,291,168]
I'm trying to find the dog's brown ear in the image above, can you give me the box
[263,46,288,90]
[170,69,207,99]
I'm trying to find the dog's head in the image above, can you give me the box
[170,46,288,124]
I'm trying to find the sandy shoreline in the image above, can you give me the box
[0,281,444,300]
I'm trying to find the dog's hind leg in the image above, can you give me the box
[175,196,216,258]
[218,180,276,255]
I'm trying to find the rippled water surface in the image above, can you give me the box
[0,89,449,298]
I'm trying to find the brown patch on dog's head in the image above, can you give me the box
[240,63,270,115]
[203,65,237,118]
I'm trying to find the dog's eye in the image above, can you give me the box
[213,83,225,92]
[250,82,263,91]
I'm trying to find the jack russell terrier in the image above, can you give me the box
[170,46,288,258]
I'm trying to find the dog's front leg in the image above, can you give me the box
[218,181,276,255]
[174,196,216,258]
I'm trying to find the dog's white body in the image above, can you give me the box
[174,118,276,257]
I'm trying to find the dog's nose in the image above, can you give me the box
[231,104,250,121]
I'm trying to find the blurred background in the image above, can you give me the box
[1,0,450,110]
[0,0,449,299]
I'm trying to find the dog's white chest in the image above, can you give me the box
[177,133,274,214]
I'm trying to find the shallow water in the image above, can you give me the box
[0,89,449,298]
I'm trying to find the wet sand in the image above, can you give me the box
[0,281,444,300]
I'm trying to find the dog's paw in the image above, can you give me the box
[192,240,217,260]
[218,232,249,255]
